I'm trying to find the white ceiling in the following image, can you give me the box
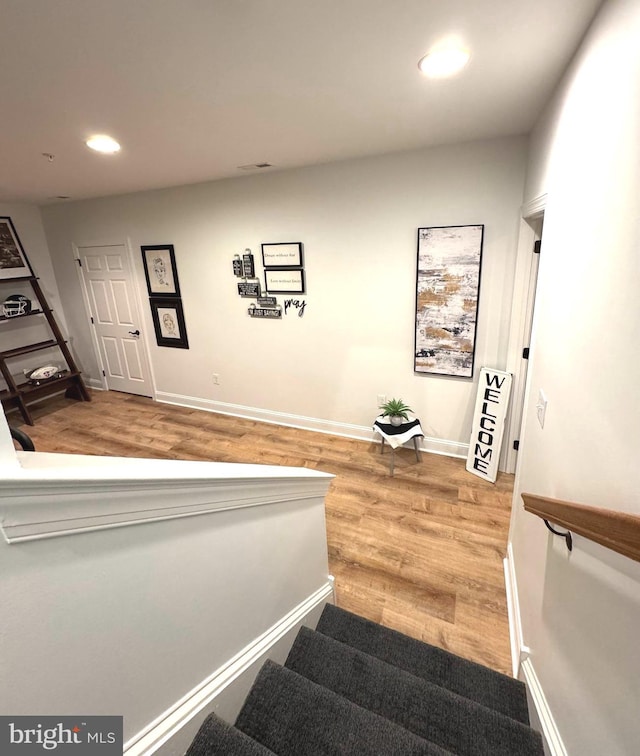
[1,0,602,205]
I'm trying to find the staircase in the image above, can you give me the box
[186,604,544,755]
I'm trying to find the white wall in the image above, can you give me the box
[0,423,333,748]
[510,0,640,753]
[0,203,71,388]
[40,137,526,451]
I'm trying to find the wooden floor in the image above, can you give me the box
[14,391,515,675]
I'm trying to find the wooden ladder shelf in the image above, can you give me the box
[0,277,90,425]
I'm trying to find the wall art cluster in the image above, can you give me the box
[233,242,306,319]
[414,225,484,378]
[141,245,189,348]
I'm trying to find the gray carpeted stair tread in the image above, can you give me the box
[235,659,455,756]
[316,603,529,725]
[185,711,276,756]
[286,626,544,756]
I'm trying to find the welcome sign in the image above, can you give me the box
[466,368,512,483]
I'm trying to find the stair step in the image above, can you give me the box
[316,603,529,725]
[185,712,276,756]
[235,659,455,756]
[286,626,543,756]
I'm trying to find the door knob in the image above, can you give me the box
[128,329,140,336]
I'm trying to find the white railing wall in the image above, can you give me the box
[0,412,333,755]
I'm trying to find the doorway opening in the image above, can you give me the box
[502,200,545,474]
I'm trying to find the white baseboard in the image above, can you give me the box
[123,581,333,756]
[504,545,566,756]
[503,543,527,678]
[155,391,469,460]
[521,658,568,756]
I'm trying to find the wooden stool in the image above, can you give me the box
[373,416,424,476]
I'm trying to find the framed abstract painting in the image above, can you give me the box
[414,225,484,378]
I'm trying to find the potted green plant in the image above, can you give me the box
[379,398,413,426]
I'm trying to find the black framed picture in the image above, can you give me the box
[261,242,303,268]
[141,244,181,297]
[0,217,34,280]
[264,268,305,294]
[149,298,189,348]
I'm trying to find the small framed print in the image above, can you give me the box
[264,268,305,294]
[0,217,34,280]
[261,242,303,268]
[142,244,181,297]
[150,298,189,349]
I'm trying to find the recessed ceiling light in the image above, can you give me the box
[418,48,470,78]
[86,135,121,154]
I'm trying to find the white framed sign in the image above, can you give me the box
[261,242,302,268]
[264,268,305,294]
[466,368,512,483]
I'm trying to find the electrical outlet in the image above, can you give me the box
[377,394,386,406]
[213,373,220,385]
[536,389,548,428]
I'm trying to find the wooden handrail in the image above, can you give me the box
[522,493,640,563]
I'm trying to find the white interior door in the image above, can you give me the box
[76,243,153,397]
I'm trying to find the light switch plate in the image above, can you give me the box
[536,389,548,428]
